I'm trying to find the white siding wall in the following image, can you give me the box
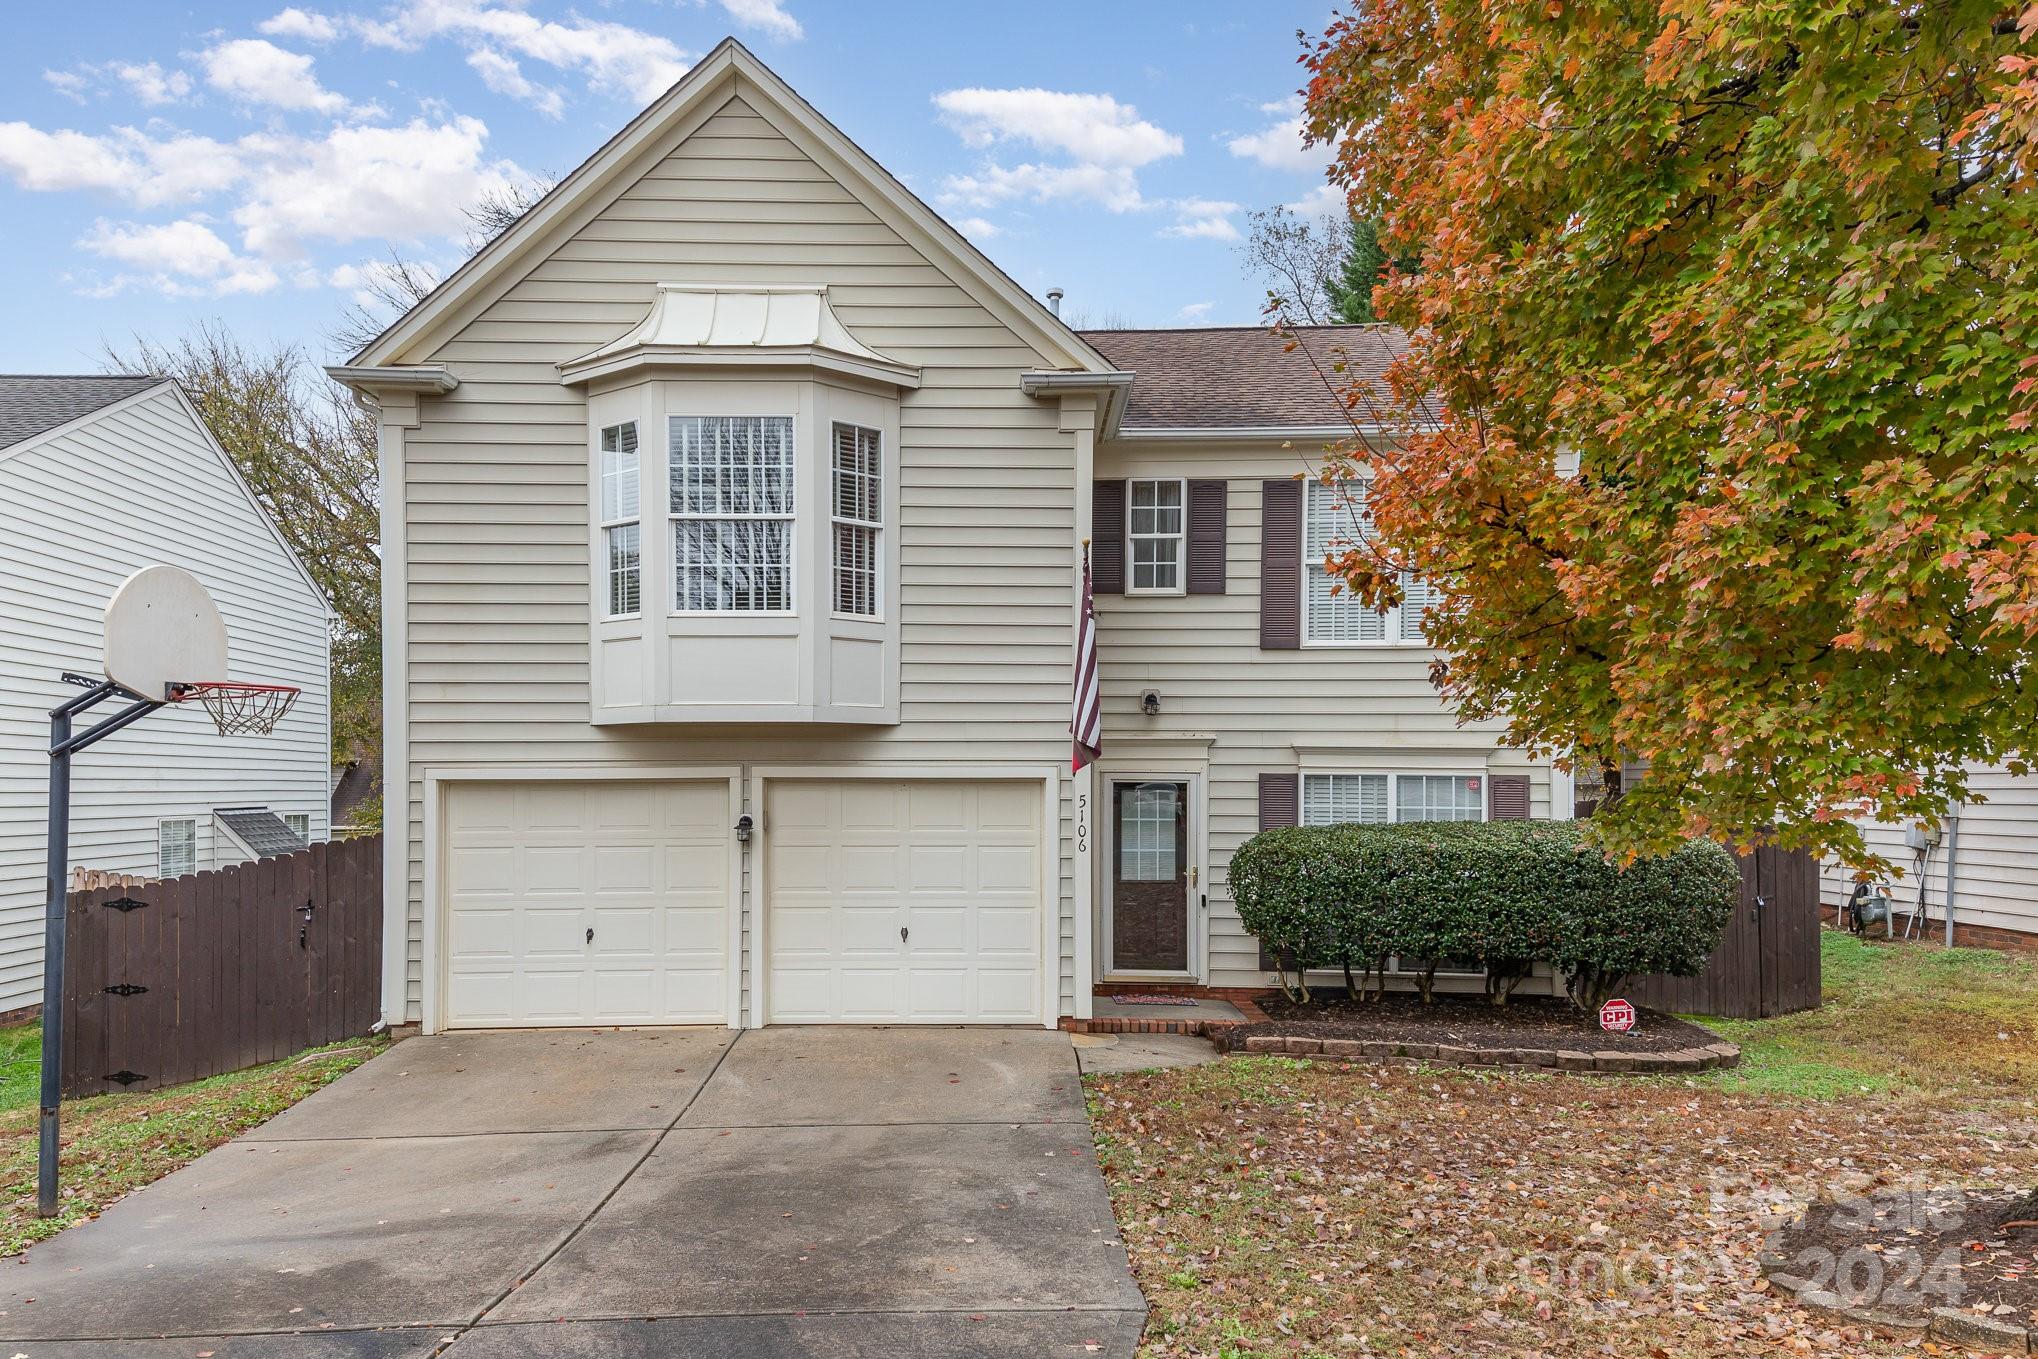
[1093,441,1551,989]
[394,89,1079,1022]
[1819,764,2038,942]
[0,387,333,1011]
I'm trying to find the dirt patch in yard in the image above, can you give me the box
[1229,991,1721,1055]
[1087,1057,2038,1357]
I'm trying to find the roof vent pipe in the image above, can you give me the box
[1046,287,1064,318]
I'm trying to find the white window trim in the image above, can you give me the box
[283,812,312,841]
[599,421,642,619]
[158,817,197,878]
[668,413,798,618]
[829,420,883,621]
[1126,476,1187,596]
[1300,770,1490,826]
[1301,478,1431,648]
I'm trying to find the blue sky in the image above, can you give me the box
[0,1,1347,372]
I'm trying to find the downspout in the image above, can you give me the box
[1942,809,1960,948]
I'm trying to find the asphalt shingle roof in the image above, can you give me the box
[215,807,308,859]
[0,375,164,452]
[1077,325,1405,431]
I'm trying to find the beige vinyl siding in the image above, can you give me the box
[1094,440,1550,990]
[395,89,1078,1021]
[1819,764,2038,941]
[0,387,332,1011]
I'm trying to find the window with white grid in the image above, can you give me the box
[158,818,196,878]
[832,422,881,617]
[1128,479,1185,593]
[1118,783,1180,881]
[670,415,795,612]
[600,422,641,617]
[1303,479,1442,644]
[1394,774,1486,822]
[283,812,311,841]
[1302,773,1391,826]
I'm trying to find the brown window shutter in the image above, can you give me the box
[1259,480,1301,648]
[1092,479,1126,594]
[1489,773,1532,820]
[1186,479,1227,595]
[1256,772,1301,969]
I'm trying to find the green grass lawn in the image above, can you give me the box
[1698,928,2038,1104]
[0,1027,389,1255]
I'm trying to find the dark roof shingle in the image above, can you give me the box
[215,807,308,859]
[1077,325,1404,431]
[0,375,164,452]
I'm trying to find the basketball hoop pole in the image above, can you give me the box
[38,675,163,1218]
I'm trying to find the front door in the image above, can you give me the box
[1110,779,1190,972]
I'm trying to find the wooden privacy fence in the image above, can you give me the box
[61,835,382,1098]
[1626,845,1822,1019]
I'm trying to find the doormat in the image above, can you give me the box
[1110,994,1200,1006]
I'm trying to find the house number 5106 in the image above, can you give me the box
[1075,791,1089,854]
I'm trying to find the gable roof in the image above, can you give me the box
[345,38,1113,379]
[1079,326,1405,432]
[0,375,164,451]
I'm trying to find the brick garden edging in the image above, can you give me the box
[1759,1256,2034,1353]
[1228,1033,1742,1075]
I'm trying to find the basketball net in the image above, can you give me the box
[168,682,302,737]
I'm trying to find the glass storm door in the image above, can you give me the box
[1111,780,1190,971]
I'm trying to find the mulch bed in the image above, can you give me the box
[1767,1188,2038,1342]
[1230,990,1721,1056]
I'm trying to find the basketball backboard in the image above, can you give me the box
[103,565,227,700]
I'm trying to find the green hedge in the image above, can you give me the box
[1227,820,1738,1009]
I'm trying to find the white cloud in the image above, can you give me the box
[79,219,279,295]
[233,115,527,256]
[934,87,1179,214]
[1228,110,1327,174]
[259,7,341,42]
[1287,182,1349,220]
[113,62,194,106]
[201,39,356,116]
[43,70,90,104]
[358,0,691,105]
[1162,197,1241,241]
[0,123,242,207]
[719,0,803,40]
[1178,301,1214,320]
[952,216,1000,239]
[466,48,565,118]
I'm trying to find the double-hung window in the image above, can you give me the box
[670,415,795,612]
[1302,772,1486,825]
[1303,479,1436,644]
[158,818,196,877]
[283,812,312,842]
[832,422,881,617]
[599,422,641,617]
[1128,478,1185,593]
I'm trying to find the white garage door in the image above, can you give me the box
[764,779,1044,1024]
[443,781,732,1027]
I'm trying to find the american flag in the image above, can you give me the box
[1072,543,1102,772]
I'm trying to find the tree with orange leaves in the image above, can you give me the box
[1293,0,2038,865]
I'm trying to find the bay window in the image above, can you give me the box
[599,421,641,617]
[832,422,881,617]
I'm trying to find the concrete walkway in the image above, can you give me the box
[0,1028,1145,1358]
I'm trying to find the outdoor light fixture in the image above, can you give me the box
[734,813,755,842]
[1141,689,1161,716]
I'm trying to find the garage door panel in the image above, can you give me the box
[444,780,733,1028]
[765,779,1043,1025]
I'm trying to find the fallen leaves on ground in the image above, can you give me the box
[1089,1058,2038,1358]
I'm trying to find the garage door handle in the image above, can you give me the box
[586,927,594,943]
[900,926,908,942]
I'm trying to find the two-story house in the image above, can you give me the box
[332,39,1560,1034]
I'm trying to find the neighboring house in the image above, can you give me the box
[1819,766,2038,951]
[0,375,332,1014]
[331,39,1560,1034]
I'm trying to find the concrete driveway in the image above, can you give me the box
[0,1028,1145,1358]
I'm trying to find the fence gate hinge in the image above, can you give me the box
[103,1071,146,1086]
[102,895,148,913]
[299,897,315,950]
[103,982,148,997]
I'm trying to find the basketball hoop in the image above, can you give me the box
[169,682,302,737]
